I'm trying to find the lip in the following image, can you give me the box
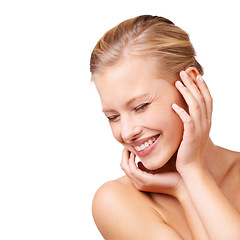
[130,134,161,157]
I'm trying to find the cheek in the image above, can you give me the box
[150,107,184,138]
[110,124,122,143]
[110,124,132,152]
[168,113,184,139]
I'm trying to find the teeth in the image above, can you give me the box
[140,144,145,150]
[134,135,158,152]
[148,139,153,145]
[144,142,149,148]
[135,146,141,151]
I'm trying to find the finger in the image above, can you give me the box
[120,148,133,178]
[179,71,207,121]
[172,103,195,137]
[121,148,145,186]
[129,155,157,186]
[180,71,203,102]
[128,154,146,180]
[175,80,202,124]
[196,75,213,123]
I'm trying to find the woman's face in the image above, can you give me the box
[94,56,187,170]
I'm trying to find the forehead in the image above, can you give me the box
[94,56,157,92]
[93,56,173,110]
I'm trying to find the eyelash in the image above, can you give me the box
[134,103,150,112]
[108,115,118,122]
[107,103,150,122]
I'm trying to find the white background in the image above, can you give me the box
[0,0,239,239]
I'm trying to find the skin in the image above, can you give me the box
[92,56,240,240]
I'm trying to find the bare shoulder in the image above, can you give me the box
[226,149,240,172]
[234,151,240,164]
[92,176,183,240]
[219,148,240,211]
[218,147,240,172]
[229,150,240,182]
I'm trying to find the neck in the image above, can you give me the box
[154,138,227,183]
[145,138,230,183]
[203,138,229,185]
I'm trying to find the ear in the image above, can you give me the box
[185,67,200,82]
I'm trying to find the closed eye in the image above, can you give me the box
[134,103,150,112]
[106,103,150,122]
[107,115,119,122]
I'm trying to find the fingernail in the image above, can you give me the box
[176,81,184,87]
[182,71,189,78]
[172,103,179,110]
[197,75,204,82]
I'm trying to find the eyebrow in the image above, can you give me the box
[126,93,150,105]
[102,93,150,113]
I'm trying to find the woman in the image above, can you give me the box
[90,15,240,239]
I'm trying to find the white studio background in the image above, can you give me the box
[0,0,239,239]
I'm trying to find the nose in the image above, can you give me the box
[120,115,142,142]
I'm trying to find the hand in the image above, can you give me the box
[120,148,184,197]
[120,71,212,197]
[172,71,213,173]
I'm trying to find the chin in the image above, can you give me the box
[140,156,169,171]
[139,149,178,172]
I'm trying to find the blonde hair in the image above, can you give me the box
[90,15,203,77]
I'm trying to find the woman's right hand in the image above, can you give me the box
[120,148,185,198]
[120,148,211,239]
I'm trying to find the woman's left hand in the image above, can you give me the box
[172,71,213,174]
[120,71,213,196]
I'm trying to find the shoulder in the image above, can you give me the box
[230,152,240,180]
[92,177,150,223]
[92,176,155,213]
[218,147,240,172]
[92,176,183,240]
[227,150,240,172]
[217,148,240,184]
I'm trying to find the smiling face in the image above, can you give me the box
[94,56,187,170]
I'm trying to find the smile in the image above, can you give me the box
[134,136,158,151]
[130,134,161,157]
